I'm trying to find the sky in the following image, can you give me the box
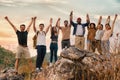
[0,0,120,56]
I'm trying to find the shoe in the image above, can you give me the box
[35,68,40,72]
[49,63,53,67]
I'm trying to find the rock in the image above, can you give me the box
[35,47,120,80]
[0,68,25,80]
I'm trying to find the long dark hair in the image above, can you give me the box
[89,23,96,30]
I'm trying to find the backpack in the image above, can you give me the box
[33,31,39,49]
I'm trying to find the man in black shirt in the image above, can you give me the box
[5,16,34,73]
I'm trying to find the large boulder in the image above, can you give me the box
[35,47,120,80]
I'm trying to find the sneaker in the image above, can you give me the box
[35,68,40,72]
[49,63,53,67]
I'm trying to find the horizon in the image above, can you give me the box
[0,0,120,56]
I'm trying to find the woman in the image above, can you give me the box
[101,14,117,55]
[33,17,52,71]
[94,16,104,55]
[87,23,97,52]
[49,18,60,66]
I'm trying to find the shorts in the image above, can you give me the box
[16,45,31,59]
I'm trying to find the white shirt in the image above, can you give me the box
[95,30,104,40]
[101,30,112,41]
[76,25,83,36]
[36,31,46,46]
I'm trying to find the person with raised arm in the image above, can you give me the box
[94,16,104,55]
[4,16,34,73]
[101,14,118,55]
[70,11,90,50]
[49,18,60,66]
[56,14,71,49]
[87,22,97,52]
[33,17,51,71]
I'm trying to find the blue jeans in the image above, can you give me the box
[50,43,58,63]
[101,40,110,54]
[36,45,46,69]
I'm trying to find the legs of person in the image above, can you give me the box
[80,37,85,50]
[91,41,96,52]
[87,40,90,51]
[50,43,54,63]
[96,41,102,55]
[40,46,46,68]
[62,40,65,49]
[15,58,19,72]
[66,40,70,48]
[75,36,84,50]
[54,43,58,62]
[104,40,110,54]
[36,46,42,69]
[15,46,22,72]
[101,41,106,55]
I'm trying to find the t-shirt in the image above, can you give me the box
[101,30,112,41]
[61,26,71,40]
[36,31,46,46]
[76,25,83,36]
[95,30,104,40]
[87,28,96,41]
[16,30,28,46]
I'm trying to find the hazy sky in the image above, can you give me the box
[0,0,120,56]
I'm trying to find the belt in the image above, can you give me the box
[20,45,27,47]
[51,41,57,43]
[76,35,84,37]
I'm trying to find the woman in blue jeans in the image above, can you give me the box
[49,18,60,65]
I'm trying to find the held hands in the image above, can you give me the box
[115,14,118,17]
[5,16,8,20]
[70,11,73,16]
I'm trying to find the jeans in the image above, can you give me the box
[61,39,70,49]
[101,40,110,54]
[36,45,46,69]
[50,43,58,63]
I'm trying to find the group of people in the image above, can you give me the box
[4,11,119,73]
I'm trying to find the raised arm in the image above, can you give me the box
[45,18,52,34]
[56,18,62,29]
[4,16,17,32]
[56,18,60,34]
[97,16,102,26]
[86,13,90,23]
[33,17,37,33]
[26,17,34,32]
[111,14,117,32]
[106,16,110,24]
[70,11,73,22]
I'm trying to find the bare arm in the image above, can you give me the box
[97,16,102,26]
[106,16,110,24]
[45,18,52,34]
[70,11,73,22]
[86,13,90,23]
[26,17,34,32]
[111,14,117,32]
[33,17,37,33]
[56,18,60,34]
[4,16,17,32]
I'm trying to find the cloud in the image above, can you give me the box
[0,0,68,7]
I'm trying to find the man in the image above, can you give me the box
[70,11,90,50]
[56,17,71,49]
[5,16,33,73]
[33,17,52,71]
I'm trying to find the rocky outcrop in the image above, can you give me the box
[0,47,120,80]
[35,47,120,80]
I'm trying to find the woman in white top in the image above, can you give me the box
[101,14,117,55]
[33,17,52,71]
